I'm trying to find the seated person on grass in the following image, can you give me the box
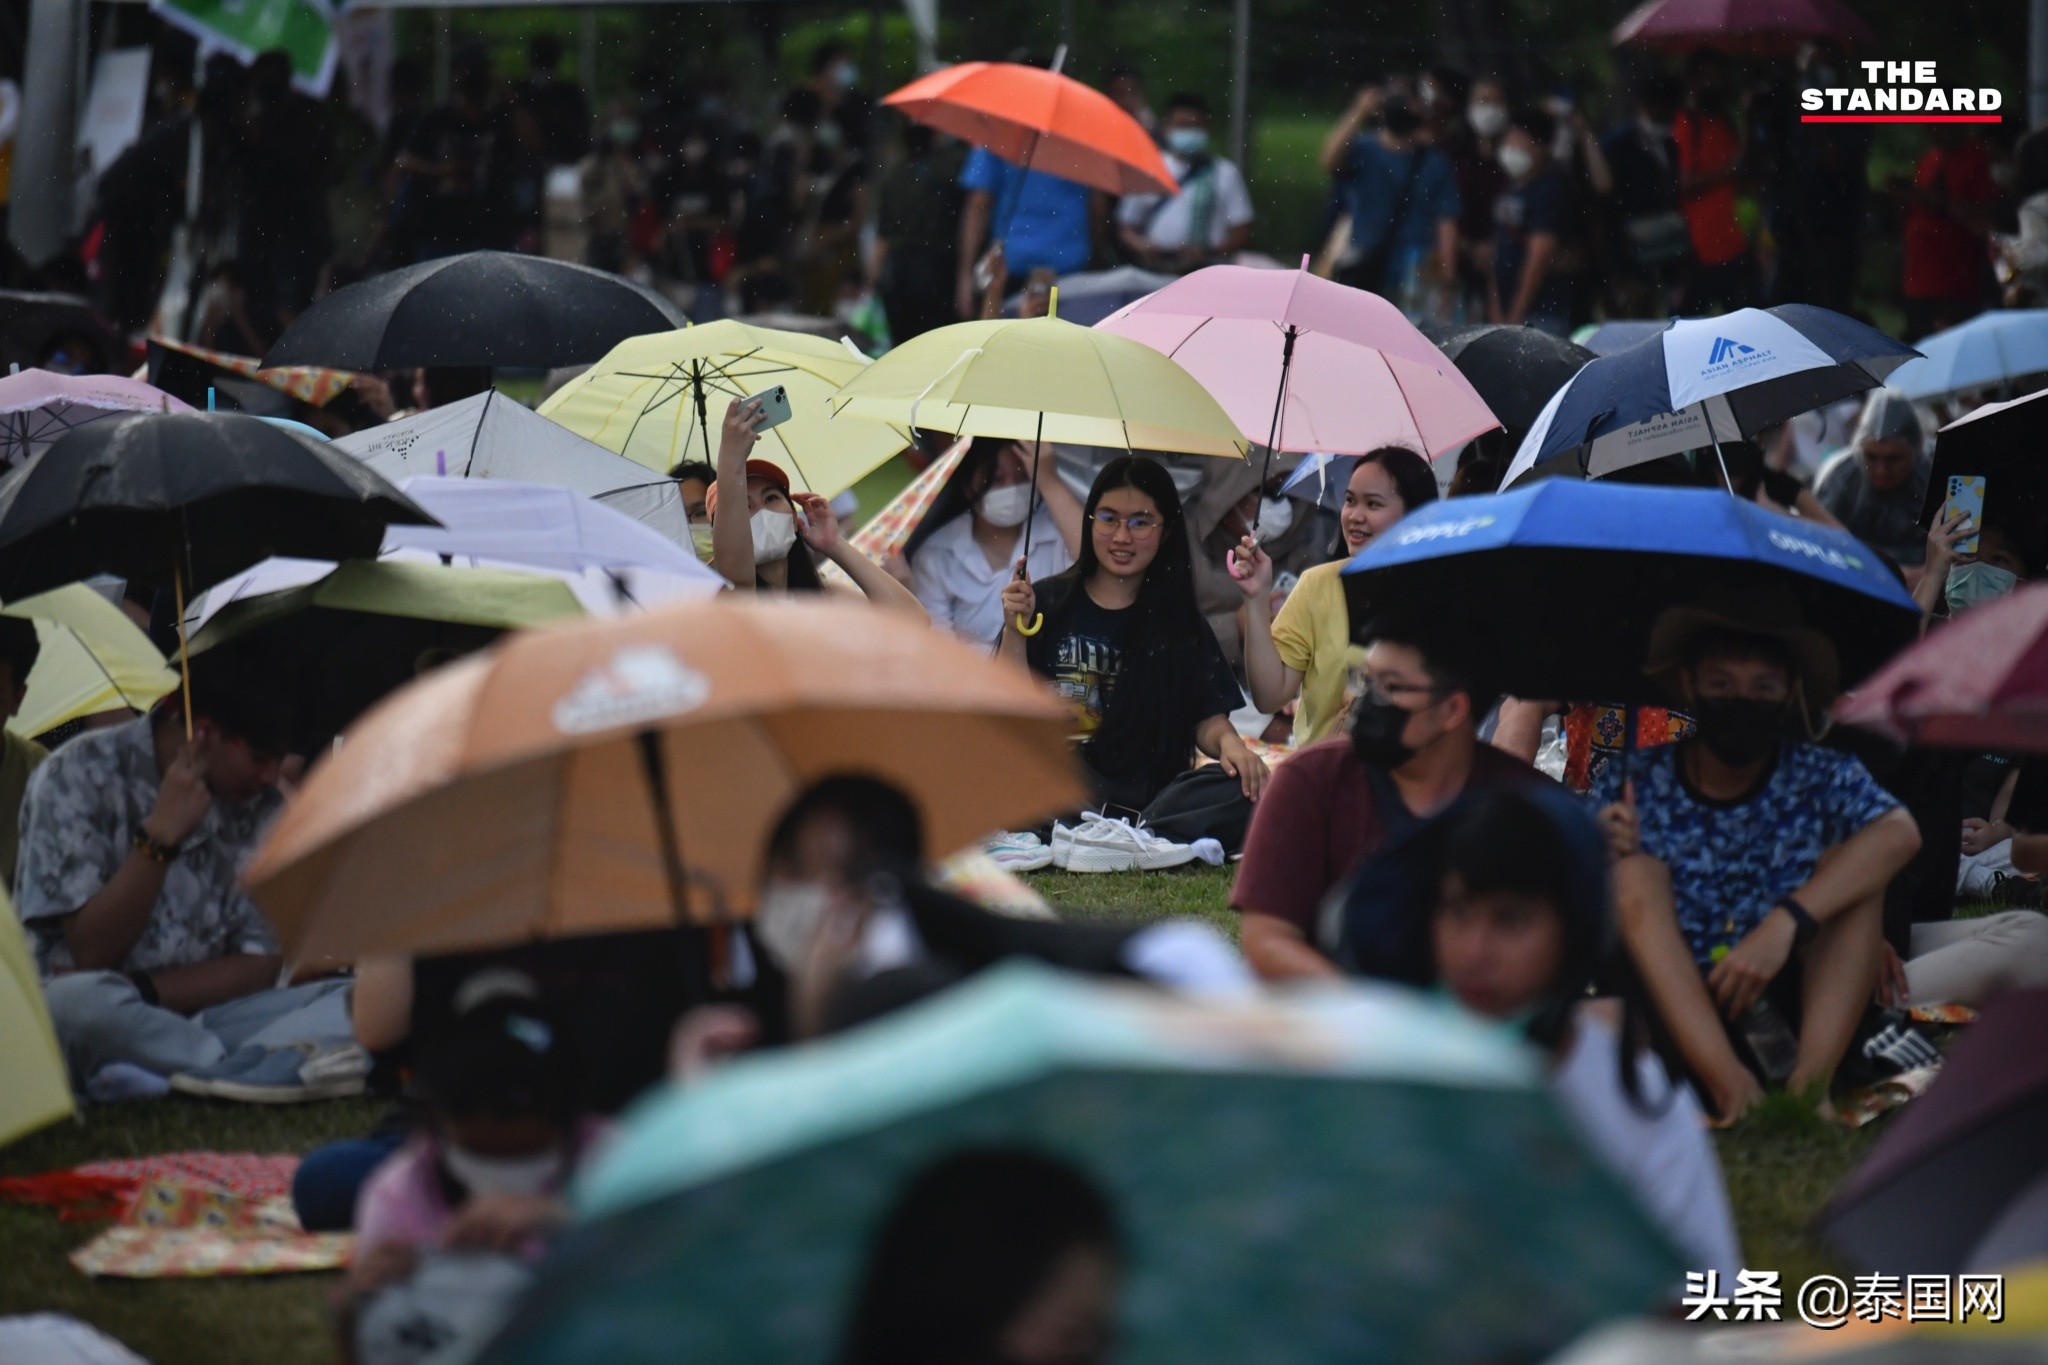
[1593,593,1921,1123]
[0,615,46,891]
[15,648,343,1091]
[1232,612,1540,982]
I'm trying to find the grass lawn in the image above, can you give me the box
[3,867,1894,1364]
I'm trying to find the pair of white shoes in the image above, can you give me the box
[1055,812,1198,873]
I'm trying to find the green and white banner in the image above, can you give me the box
[150,0,337,98]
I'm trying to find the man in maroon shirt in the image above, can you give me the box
[1234,615,1542,980]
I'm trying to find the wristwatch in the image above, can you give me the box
[1774,894,1819,947]
[131,827,181,865]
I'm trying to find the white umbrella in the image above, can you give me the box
[334,390,692,544]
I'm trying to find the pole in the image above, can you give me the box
[432,10,452,105]
[579,10,598,98]
[1249,325,1298,535]
[1013,407,1048,638]
[1230,0,1251,171]
[1699,401,1735,493]
[172,563,194,742]
[635,731,713,998]
[2034,0,2048,128]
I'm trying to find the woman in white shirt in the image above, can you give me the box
[907,437,1084,645]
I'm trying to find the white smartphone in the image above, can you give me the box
[754,385,793,432]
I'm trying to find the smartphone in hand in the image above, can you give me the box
[754,385,793,432]
[1942,474,1986,556]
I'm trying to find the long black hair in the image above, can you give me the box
[902,436,1016,565]
[1042,456,1211,798]
[1329,445,1438,557]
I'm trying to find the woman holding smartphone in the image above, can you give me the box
[711,397,926,617]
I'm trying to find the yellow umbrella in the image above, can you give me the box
[828,295,1248,631]
[5,586,178,738]
[0,889,73,1147]
[537,320,911,498]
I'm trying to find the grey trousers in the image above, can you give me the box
[41,971,352,1084]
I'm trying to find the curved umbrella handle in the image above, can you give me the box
[1015,611,1044,637]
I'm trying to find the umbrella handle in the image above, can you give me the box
[1015,611,1044,636]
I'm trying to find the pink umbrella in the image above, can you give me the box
[1834,583,2048,751]
[1613,0,1874,56]
[0,369,192,467]
[1096,262,1500,519]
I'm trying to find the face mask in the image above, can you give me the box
[1351,693,1422,771]
[834,62,859,90]
[1498,144,1536,180]
[978,483,1033,528]
[609,119,639,145]
[1256,496,1295,543]
[751,508,798,564]
[1468,102,1509,138]
[1689,696,1786,769]
[441,1144,565,1199]
[1165,127,1210,157]
[753,880,834,975]
[689,523,716,562]
[1946,562,2019,614]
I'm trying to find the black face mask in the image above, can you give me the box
[1351,693,1423,770]
[1690,696,1786,769]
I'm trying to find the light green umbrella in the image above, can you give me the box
[187,558,585,653]
[483,963,1679,1365]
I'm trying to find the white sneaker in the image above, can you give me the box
[986,831,1053,873]
[1049,812,1107,871]
[1061,815,1197,873]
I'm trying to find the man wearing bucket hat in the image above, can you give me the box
[1589,585,1922,1124]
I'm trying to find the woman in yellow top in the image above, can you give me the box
[1232,446,1439,744]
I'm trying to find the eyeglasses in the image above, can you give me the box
[1091,510,1164,538]
[1348,670,1443,708]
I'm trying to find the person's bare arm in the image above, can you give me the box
[793,494,927,620]
[350,955,414,1054]
[1505,232,1558,325]
[1240,910,1342,981]
[1434,217,1458,282]
[1578,119,1614,197]
[151,955,283,1015]
[62,736,214,971]
[957,190,993,318]
[998,570,1036,665]
[1320,90,1379,176]
[1230,537,1301,715]
[1791,486,1843,530]
[1490,698,1556,763]
[1197,714,1269,802]
[711,398,764,589]
[1032,452,1085,556]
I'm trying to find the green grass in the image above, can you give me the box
[1,870,1921,1362]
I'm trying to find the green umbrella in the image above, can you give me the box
[483,963,1680,1365]
[188,558,585,651]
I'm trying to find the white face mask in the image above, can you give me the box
[1468,102,1508,139]
[978,483,1033,528]
[751,508,798,564]
[1257,496,1295,543]
[753,880,835,975]
[441,1144,566,1198]
[1498,144,1536,180]
[689,523,716,562]
[1945,562,2019,615]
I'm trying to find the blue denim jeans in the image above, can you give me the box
[41,972,352,1085]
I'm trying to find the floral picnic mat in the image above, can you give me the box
[70,1176,351,1279]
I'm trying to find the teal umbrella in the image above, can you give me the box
[483,963,1679,1364]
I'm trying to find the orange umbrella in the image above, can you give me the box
[884,62,1176,198]
[244,597,1083,967]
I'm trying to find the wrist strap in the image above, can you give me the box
[1776,894,1819,946]
[131,827,180,865]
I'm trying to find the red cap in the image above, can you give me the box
[706,460,793,520]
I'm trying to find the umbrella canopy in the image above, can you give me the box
[0,890,72,1149]
[884,63,1175,197]
[148,335,361,410]
[0,369,192,468]
[1436,324,1595,443]
[264,252,687,371]
[828,311,1248,457]
[335,389,693,543]
[480,963,1678,1365]
[1341,480,1922,705]
[1098,262,1499,459]
[0,411,436,600]
[1821,988,2048,1274]
[1889,310,2048,402]
[1613,0,1874,56]
[6,585,178,739]
[1912,386,2048,554]
[244,597,1084,967]
[846,439,970,564]
[1576,320,1668,357]
[1834,582,2048,750]
[537,321,910,498]
[1504,306,1920,487]
[382,478,720,592]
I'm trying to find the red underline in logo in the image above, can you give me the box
[1800,114,2002,123]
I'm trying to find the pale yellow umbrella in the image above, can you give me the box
[537,320,911,498]
[5,586,178,738]
[0,890,73,1147]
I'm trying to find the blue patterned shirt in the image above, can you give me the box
[1588,741,1900,968]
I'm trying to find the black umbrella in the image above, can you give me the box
[1436,325,1596,443]
[1916,387,2048,568]
[264,252,687,371]
[1821,988,2048,1275]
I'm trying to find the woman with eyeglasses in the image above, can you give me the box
[1231,446,1439,745]
[1000,456,1267,812]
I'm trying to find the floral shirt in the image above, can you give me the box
[16,717,282,976]
[1587,741,1899,968]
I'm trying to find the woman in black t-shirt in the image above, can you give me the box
[1000,456,1265,811]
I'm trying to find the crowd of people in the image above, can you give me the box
[6,19,2048,1365]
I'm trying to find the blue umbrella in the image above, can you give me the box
[1341,480,1921,704]
[1575,319,1666,357]
[1504,306,1920,488]
[1279,450,1358,510]
[1888,309,2048,402]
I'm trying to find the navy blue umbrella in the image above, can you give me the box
[1340,480,1921,704]
[1504,306,1920,488]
